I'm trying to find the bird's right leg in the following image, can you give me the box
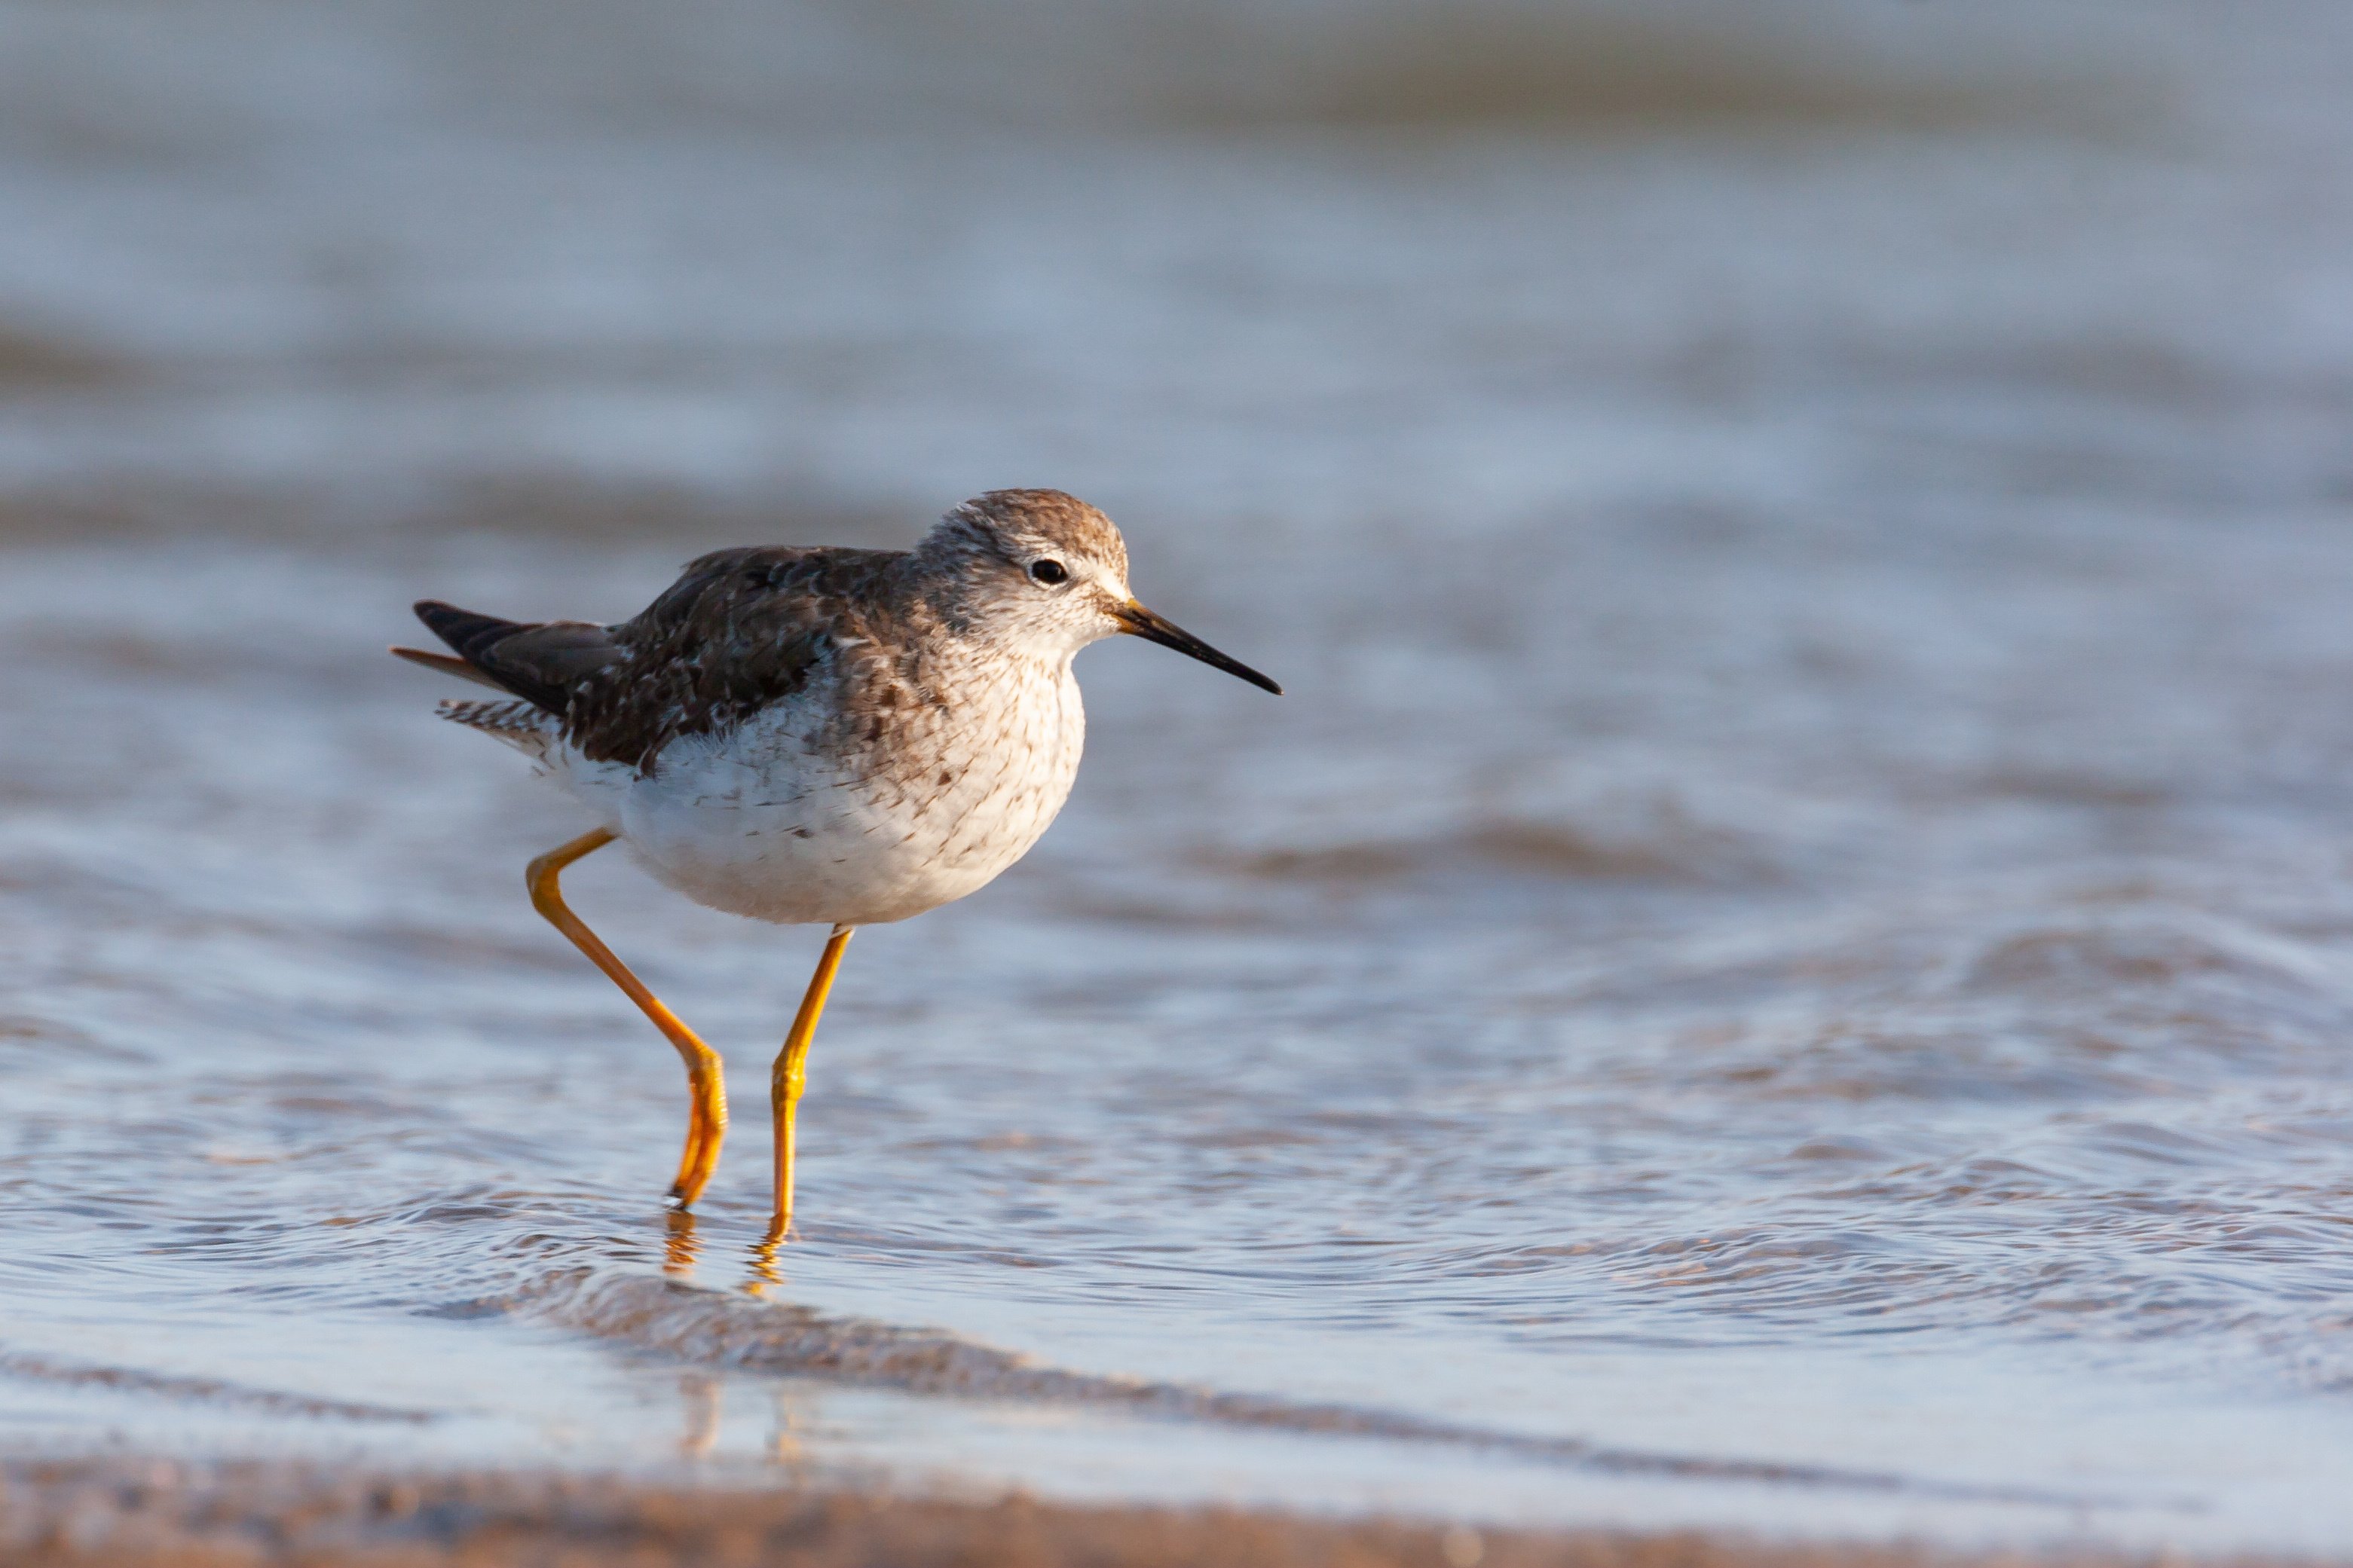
[526,827,728,1209]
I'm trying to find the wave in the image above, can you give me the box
[0,1346,433,1425]
[512,1267,2123,1511]
[1230,815,1774,887]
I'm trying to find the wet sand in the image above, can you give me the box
[0,1456,2310,1568]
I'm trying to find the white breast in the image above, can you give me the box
[547,655,1086,926]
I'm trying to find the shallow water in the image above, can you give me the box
[7,0,2353,1554]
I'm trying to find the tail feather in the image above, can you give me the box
[402,600,622,713]
[436,697,557,757]
[390,645,508,690]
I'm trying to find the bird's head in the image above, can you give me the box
[919,489,1281,693]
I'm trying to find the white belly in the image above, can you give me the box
[549,658,1085,926]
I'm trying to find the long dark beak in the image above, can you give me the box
[1114,601,1283,695]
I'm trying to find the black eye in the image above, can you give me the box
[1029,559,1069,585]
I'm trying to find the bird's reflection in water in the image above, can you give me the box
[768,1389,808,1465]
[662,1209,700,1280]
[678,1375,722,1458]
[744,1224,788,1294]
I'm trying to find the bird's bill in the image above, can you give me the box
[1114,601,1283,695]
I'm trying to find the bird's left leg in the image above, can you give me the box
[526,827,729,1209]
[765,925,855,1245]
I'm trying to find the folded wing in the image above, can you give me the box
[401,601,625,714]
[394,546,906,772]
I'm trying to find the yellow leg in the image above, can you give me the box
[765,925,855,1245]
[527,827,728,1209]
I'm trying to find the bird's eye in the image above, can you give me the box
[1029,559,1069,585]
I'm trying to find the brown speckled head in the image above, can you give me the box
[921,488,1279,692]
[925,490,1128,581]
[916,489,1136,650]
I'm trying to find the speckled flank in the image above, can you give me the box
[412,490,1136,926]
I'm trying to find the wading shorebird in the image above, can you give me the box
[394,489,1278,1240]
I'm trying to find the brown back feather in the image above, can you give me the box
[572,546,917,771]
[412,546,923,773]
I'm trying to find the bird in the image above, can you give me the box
[393,488,1280,1242]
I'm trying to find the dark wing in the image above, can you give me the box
[563,546,910,772]
[407,601,626,714]
[402,547,913,772]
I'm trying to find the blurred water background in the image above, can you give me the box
[6,0,2353,1552]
